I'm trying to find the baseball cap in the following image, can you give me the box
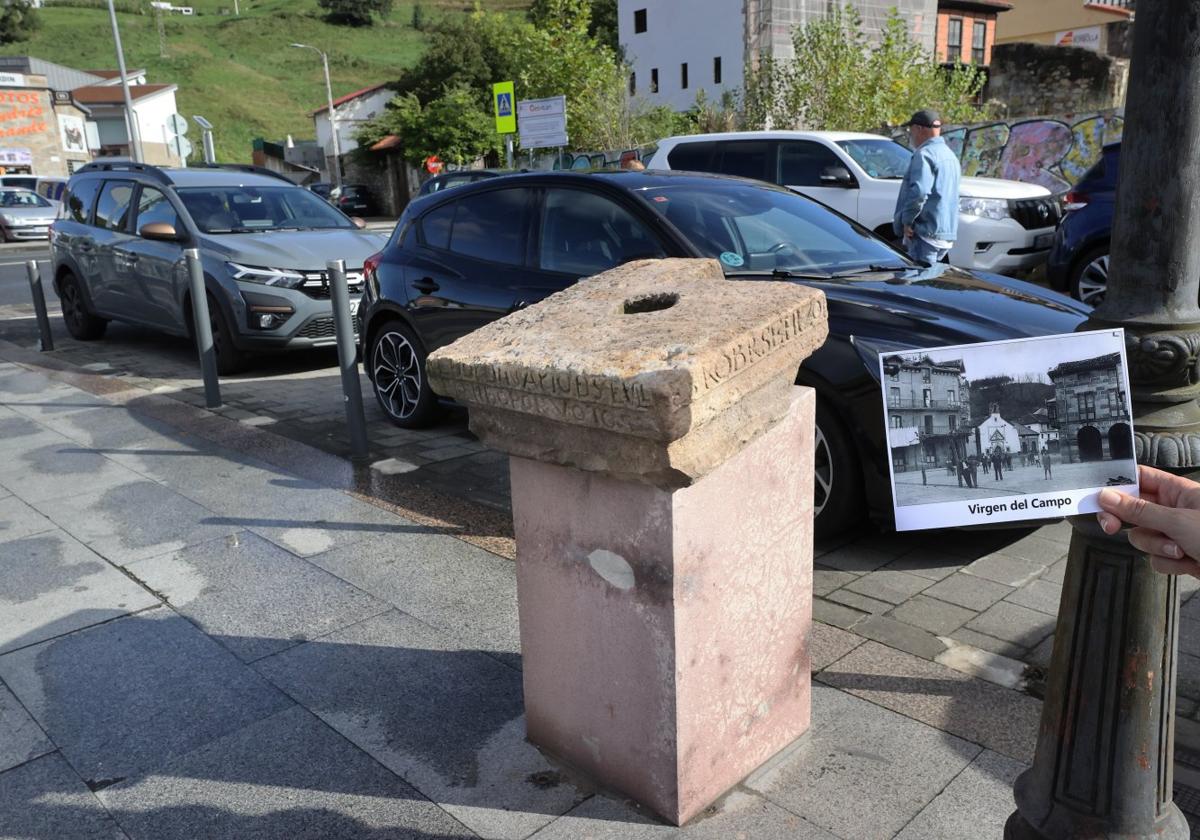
[903,109,942,128]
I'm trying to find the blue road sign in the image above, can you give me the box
[497,92,513,117]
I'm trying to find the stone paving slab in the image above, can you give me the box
[255,609,580,840]
[0,529,159,655]
[966,601,1056,649]
[888,595,978,636]
[810,621,866,671]
[528,790,839,839]
[0,493,55,543]
[306,530,521,661]
[0,752,127,840]
[127,531,392,664]
[921,572,1015,612]
[0,441,148,504]
[97,705,475,840]
[33,480,242,568]
[744,685,981,840]
[0,607,295,783]
[0,679,53,773]
[818,642,1041,763]
[893,749,1025,840]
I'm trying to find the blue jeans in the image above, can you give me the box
[906,237,951,266]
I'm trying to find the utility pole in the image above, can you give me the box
[290,43,341,188]
[106,0,142,162]
[155,4,167,58]
[1005,2,1198,838]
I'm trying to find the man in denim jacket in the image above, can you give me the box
[893,109,961,265]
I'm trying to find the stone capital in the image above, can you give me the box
[426,258,829,488]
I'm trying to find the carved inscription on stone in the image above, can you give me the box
[439,379,659,435]
[433,361,656,410]
[694,299,827,396]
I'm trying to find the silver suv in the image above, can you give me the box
[50,160,386,373]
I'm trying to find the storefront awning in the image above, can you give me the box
[888,426,921,448]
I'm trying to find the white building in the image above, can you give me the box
[73,83,184,165]
[310,83,393,182]
[618,0,938,111]
[974,406,1022,456]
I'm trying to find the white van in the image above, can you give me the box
[646,131,1062,274]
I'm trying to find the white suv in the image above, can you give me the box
[645,131,1062,274]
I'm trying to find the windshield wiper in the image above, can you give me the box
[725,268,834,281]
[829,263,914,278]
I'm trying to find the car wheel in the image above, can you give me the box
[1070,246,1109,307]
[814,399,864,540]
[370,319,439,428]
[199,293,251,376]
[58,272,107,340]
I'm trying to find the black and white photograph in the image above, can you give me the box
[880,329,1139,531]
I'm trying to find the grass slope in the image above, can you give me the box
[1,0,528,162]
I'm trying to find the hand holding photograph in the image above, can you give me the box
[879,329,1139,531]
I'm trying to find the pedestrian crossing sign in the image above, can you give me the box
[493,81,516,134]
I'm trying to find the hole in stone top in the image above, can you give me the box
[622,292,679,314]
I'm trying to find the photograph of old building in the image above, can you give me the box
[882,331,1137,510]
[884,354,972,474]
[1047,352,1134,463]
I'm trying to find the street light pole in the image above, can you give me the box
[291,43,341,189]
[1005,2,1199,838]
[106,0,142,162]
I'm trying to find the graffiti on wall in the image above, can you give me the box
[530,147,644,170]
[894,110,1124,192]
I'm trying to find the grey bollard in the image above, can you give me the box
[184,248,221,408]
[326,259,369,460]
[25,260,53,351]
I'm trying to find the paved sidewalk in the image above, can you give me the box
[0,356,1056,840]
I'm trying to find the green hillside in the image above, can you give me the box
[0,0,529,162]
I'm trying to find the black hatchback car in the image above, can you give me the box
[1047,142,1119,306]
[357,171,1088,536]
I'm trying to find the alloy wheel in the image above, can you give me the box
[373,329,422,421]
[814,423,832,519]
[1077,254,1109,306]
[61,282,83,330]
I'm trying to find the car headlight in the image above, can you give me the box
[958,197,1010,221]
[226,262,305,289]
[851,336,921,383]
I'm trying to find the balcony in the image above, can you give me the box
[887,398,964,411]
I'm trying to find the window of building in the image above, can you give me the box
[1077,392,1096,421]
[949,415,957,432]
[889,386,901,405]
[713,56,722,84]
[891,415,903,428]
[634,8,646,33]
[947,389,956,405]
[94,180,135,231]
[681,62,688,90]
[922,367,931,383]
[972,20,987,64]
[650,67,658,93]
[924,415,934,435]
[923,388,932,407]
[447,189,530,266]
[946,17,963,62]
[888,366,899,381]
[629,72,636,96]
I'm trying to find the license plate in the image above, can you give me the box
[1034,233,1054,249]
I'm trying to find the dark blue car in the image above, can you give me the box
[1047,142,1119,306]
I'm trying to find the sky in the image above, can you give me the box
[901,329,1127,384]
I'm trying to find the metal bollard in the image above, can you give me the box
[327,259,369,461]
[184,248,221,408]
[25,260,53,351]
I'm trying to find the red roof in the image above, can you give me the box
[72,84,174,104]
[370,134,402,151]
[310,83,389,116]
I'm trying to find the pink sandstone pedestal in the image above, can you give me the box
[426,259,828,825]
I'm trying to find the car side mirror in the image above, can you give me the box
[819,165,855,187]
[351,216,367,229]
[140,222,182,241]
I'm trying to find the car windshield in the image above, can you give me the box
[835,139,913,180]
[639,181,912,275]
[177,185,354,233]
[0,189,50,208]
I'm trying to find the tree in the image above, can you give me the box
[742,5,990,131]
[356,86,499,166]
[0,1,39,45]
[318,0,392,27]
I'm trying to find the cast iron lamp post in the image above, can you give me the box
[1005,2,1199,837]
